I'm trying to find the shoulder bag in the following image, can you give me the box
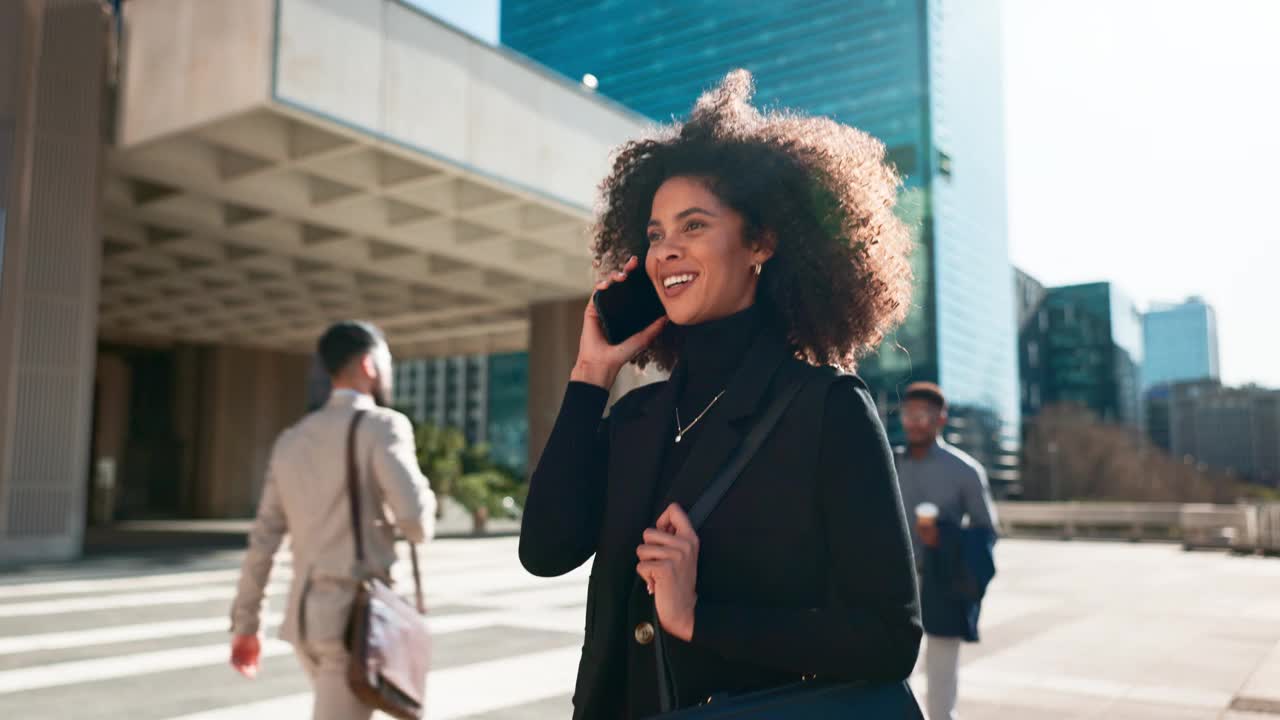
[343,410,431,720]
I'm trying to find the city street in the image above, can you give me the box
[1,537,1278,719]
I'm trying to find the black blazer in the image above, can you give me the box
[520,329,922,719]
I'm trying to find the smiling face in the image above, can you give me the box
[644,176,773,326]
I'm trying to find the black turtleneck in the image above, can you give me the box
[542,305,762,521]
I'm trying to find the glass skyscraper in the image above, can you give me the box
[1142,297,1220,390]
[503,0,1020,491]
[486,352,531,475]
[1037,282,1145,427]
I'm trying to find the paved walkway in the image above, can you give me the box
[0,537,1276,718]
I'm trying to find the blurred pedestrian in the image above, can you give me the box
[228,321,436,720]
[519,70,923,718]
[896,382,999,720]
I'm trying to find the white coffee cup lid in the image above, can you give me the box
[915,502,939,519]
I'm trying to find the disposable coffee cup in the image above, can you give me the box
[915,502,939,527]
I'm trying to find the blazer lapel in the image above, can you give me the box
[608,375,678,546]
[660,329,792,519]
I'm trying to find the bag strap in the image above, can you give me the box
[346,410,369,563]
[345,409,426,615]
[654,372,807,712]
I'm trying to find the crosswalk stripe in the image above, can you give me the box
[0,569,247,600]
[0,584,288,619]
[0,614,283,655]
[0,571,584,620]
[163,646,581,720]
[0,638,296,695]
[0,606,583,696]
[0,605,582,658]
[450,582,588,610]
[0,555,542,603]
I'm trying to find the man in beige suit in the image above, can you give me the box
[229,321,436,720]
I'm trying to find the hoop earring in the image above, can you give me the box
[753,263,763,276]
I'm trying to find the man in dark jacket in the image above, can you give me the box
[895,383,998,720]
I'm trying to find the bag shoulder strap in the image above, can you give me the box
[346,410,370,563]
[345,409,426,614]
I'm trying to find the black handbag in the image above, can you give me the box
[648,376,924,719]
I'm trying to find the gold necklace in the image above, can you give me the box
[675,390,726,443]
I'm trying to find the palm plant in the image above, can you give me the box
[414,423,523,533]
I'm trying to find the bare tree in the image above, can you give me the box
[1021,404,1234,502]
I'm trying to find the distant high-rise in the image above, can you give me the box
[1032,282,1145,427]
[394,355,491,443]
[1015,268,1050,423]
[394,352,532,476]
[1142,297,1220,390]
[503,0,1020,491]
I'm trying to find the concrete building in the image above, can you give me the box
[1152,380,1280,487]
[503,0,1022,493]
[1142,296,1220,390]
[0,0,647,562]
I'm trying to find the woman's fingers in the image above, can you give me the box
[656,503,699,543]
[636,544,680,562]
[636,559,674,594]
[641,527,692,550]
[598,256,640,289]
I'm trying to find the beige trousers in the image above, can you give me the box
[921,634,962,720]
[295,645,373,720]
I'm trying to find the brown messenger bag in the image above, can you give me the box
[343,409,431,719]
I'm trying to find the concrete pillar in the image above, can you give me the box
[528,298,585,472]
[91,352,131,524]
[526,297,666,472]
[187,345,309,518]
[0,0,108,562]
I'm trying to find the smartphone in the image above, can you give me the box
[592,268,666,345]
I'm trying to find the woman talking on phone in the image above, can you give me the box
[519,71,921,718]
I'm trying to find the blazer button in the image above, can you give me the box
[634,621,655,645]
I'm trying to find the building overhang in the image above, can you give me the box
[102,0,647,357]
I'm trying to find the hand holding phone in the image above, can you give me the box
[570,256,668,389]
[592,258,667,345]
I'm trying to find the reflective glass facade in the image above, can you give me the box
[1039,283,1144,427]
[487,352,530,475]
[503,1,933,173]
[1142,298,1219,390]
[393,355,490,443]
[503,0,1019,491]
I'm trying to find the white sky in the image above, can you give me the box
[413,0,1278,387]
[1003,0,1279,387]
[407,0,500,43]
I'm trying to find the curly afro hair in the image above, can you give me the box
[593,70,915,372]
